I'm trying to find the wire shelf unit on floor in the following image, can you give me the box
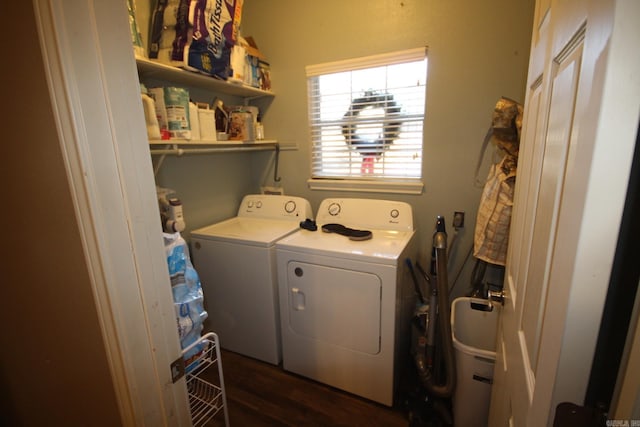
[182,332,229,426]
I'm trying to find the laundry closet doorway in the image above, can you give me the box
[32,1,191,424]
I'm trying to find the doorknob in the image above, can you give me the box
[488,289,505,305]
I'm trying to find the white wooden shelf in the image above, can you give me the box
[136,57,274,99]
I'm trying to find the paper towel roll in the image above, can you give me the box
[155,47,182,67]
[163,4,178,27]
[160,28,177,49]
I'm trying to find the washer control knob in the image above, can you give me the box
[247,200,254,208]
[285,200,297,213]
[390,209,400,219]
[256,201,263,208]
[328,202,341,216]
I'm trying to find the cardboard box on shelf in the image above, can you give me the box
[240,36,270,90]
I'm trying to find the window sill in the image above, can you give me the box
[307,178,424,195]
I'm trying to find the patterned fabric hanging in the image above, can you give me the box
[473,97,523,266]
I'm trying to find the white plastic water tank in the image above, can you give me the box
[451,297,501,427]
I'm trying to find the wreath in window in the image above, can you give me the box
[342,91,402,174]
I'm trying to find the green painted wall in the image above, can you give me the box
[242,0,535,295]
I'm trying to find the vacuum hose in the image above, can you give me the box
[414,216,457,398]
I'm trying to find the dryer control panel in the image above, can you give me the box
[238,194,313,219]
[316,198,413,231]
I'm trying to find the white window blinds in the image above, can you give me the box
[306,48,427,181]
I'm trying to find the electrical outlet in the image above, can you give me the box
[453,211,465,228]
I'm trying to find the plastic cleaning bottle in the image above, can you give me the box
[140,84,161,140]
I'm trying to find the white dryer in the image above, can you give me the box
[275,198,417,406]
[191,194,312,365]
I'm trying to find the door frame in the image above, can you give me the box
[33,0,190,425]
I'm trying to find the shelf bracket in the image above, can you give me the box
[274,143,282,182]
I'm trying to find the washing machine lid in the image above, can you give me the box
[191,217,302,247]
[275,227,415,264]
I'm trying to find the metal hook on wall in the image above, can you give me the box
[274,143,282,182]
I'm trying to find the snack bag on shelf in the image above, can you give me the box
[164,87,192,140]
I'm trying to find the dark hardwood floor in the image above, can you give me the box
[206,349,410,426]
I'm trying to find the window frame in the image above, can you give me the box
[305,47,428,195]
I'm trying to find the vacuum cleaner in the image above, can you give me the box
[407,216,457,426]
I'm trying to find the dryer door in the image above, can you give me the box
[285,261,382,355]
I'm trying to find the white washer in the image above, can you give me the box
[275,198,417,406]
[191,194,312,365]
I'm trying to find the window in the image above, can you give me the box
[306,47,427,194]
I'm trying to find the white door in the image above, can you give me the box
[489,1,640,426]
